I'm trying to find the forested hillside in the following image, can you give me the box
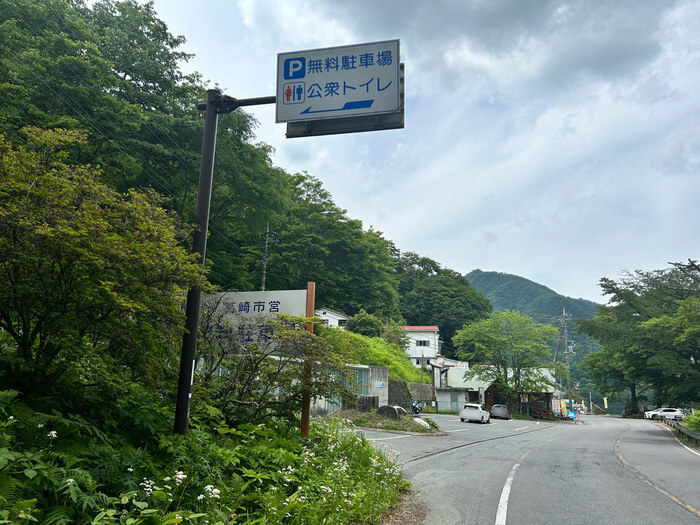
[465,269,602,391]
[0,0,402,319]
[465,269,598,323]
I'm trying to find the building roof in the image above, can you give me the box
[404,326,439,332]
[315,307,349,318]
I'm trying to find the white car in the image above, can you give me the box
[656,408,685,421]
[460,403,491,424]
[644,408,663,419]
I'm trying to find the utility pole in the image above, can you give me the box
[260,222,277,291]
[261,222,270,291]
[565,341,575,411]
[300,282,316,438]
[554,309,574,414]
[420,349,424,384]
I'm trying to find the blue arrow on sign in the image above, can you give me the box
[300,99,374,114]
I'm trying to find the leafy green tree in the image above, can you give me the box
[395,251,443,297]
[401,270,491,358]
[0,128,207,401]
[196,302,353,426]
[346,309,384,338]
[453,310,558,409]
[265,174,400,318]
[381,322,410,349]
[579,262,700,410]
[581,349,628,399]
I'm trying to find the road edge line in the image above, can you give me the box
[656,423,700,457]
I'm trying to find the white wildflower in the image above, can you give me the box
[47,430,58,439]
[139,478,154,496]
[204,485,220,499]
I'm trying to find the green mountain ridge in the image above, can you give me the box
[465,269,602,389]
[465,269,599,324]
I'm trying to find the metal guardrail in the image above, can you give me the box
[666,419,700,444]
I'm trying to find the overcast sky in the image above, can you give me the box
[150,0,699,303]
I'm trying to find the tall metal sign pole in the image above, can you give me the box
[174,90,275,435]
[174,39,403,436]
[174,89,219,435]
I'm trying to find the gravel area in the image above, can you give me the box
[381,491,426,525]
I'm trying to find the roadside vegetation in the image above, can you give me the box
[317,327,425,383]
[682,411,700,432]
[0,390,408,524]
[332,410,441,434]
[578,262,700,414]
[0,132,409,523]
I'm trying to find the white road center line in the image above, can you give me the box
[449,428,471,433]
[495,449,532,525]
[514,426,528,431]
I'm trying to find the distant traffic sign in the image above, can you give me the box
[276,40,400,123]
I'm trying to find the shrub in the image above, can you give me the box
[0,389,408,523]
[318,326,424,383]
[683,411,700,432]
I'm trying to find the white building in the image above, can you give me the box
[404,326,441,368]
[315,308,349,328]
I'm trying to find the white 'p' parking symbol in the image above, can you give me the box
[284,58,306,80]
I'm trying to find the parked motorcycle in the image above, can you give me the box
[411,400,423,415]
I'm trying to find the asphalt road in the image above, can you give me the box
[363,415,700,525]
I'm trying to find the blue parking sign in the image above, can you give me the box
[284,58,306,79]
[277,40,400,124]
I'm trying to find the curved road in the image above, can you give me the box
[364,415,700,524]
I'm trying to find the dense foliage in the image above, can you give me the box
[345,310,385,338]
[0,129,207,402]
[0,131,410,523]
[263,174,401,319]
[578,262,700,412]
[0,0,400,314]
[398,253,491,357]
[0,389,408,524]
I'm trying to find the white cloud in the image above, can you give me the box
[150,0,699,302]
